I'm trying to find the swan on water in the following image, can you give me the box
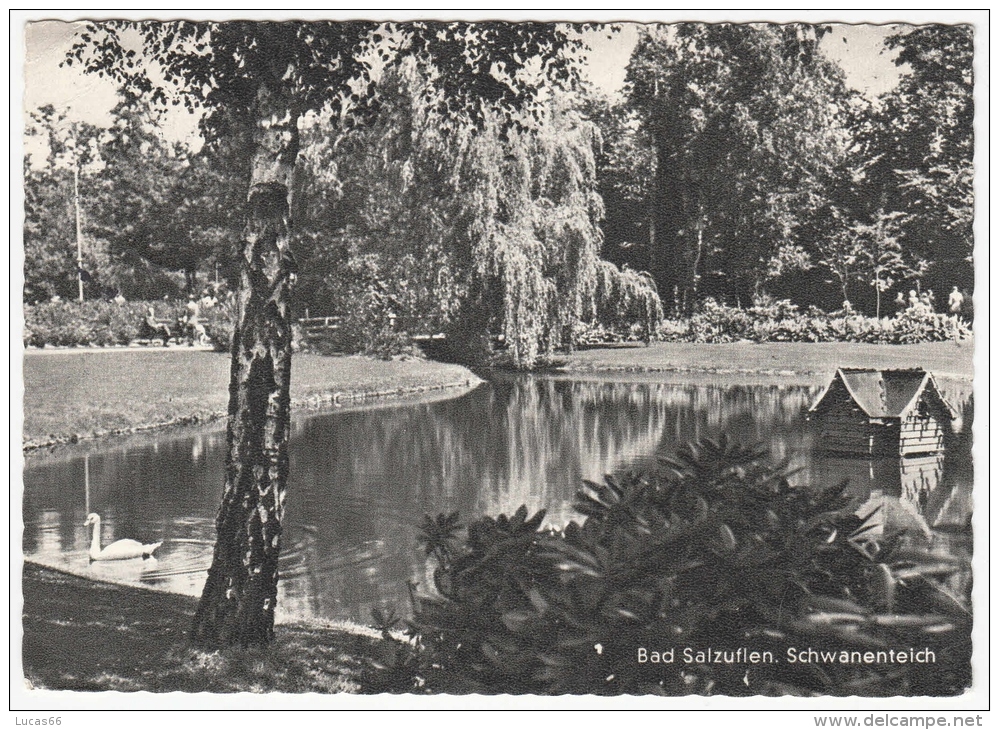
[84,513,162,561]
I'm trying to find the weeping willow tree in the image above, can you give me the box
[448,100,643,367]
[296,64,662,368]
[590,260,664,341]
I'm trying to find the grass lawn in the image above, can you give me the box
[21,349,479,449]
[562,340,974,382]
[21,563,393,693]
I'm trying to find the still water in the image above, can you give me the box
[22,374,973,625]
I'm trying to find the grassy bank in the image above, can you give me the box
[561,340,974,380]
[22,349,480,449]
[21,563,387,693]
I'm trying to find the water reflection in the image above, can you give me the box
[22,374,973,624]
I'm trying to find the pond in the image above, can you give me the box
[22,374,974,626]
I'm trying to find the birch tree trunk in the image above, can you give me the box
[191,84,300,648]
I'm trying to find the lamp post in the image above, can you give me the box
[74,163,84,303]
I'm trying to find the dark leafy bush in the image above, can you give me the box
[200,301,236,352]
[297,243,426,359]
[302,317,418,360]
[326,319,415,359]
[382,439,971,696]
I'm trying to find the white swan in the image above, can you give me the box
[84,513,162,561]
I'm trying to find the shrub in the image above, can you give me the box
[298,263,421,359]
[574,321,656,347]
[305,323,417,360]
[656,317,693,343]
[23,300,238,349]
[381,439,971,696]
[24,301,149,347]
[892,304,970,344]
[689,298,753,343]
[200,301,236,352]
[657,298,970,345]
[100,302,143,345]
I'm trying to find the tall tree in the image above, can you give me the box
[816,206,922,315]
[84,101,237,293]
[67,20,584,647]
[24,161,80,302]
[23,106,104,302]
[24,101,233,301]
[626,23,852,311]
[859,25,974,299]
[581,90,655,273]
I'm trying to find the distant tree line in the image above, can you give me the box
[24,103,241,303]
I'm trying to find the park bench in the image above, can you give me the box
[297,316,344,349]
[298,316,344,338]
[136,315,177,346]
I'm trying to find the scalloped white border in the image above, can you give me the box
[9,7,990,718]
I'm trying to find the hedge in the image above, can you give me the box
[23,300,235,350]
[657,299,971,345]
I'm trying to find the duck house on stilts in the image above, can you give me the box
[808,368,956,457]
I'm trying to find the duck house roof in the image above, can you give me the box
[810,368,955,420]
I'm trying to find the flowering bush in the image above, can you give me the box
[575,321,653,347]
[689,298,753,342]
[24,301,148,347]
[200,301,236,352]
[657,298,970,345]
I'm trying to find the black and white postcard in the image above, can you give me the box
[12,9,988,718]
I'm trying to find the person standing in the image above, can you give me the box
[949,286,965,316]
[184,294,205,346]
[948,286,966,345]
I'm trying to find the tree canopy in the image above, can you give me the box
[859,25,974,298]
[625,23,854,311]
[45,20,976,323]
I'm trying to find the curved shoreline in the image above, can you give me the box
[21,557,379,636]
[557,340,974,382]
[22,376,482,453]
[21,349,484,453]
[20,562,387,693]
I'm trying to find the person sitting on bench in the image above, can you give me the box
[143,306,172,345]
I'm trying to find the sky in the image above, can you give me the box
[22,18,918,147]
[583,23,910,100]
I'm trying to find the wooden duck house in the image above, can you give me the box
[808,368,956,457]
